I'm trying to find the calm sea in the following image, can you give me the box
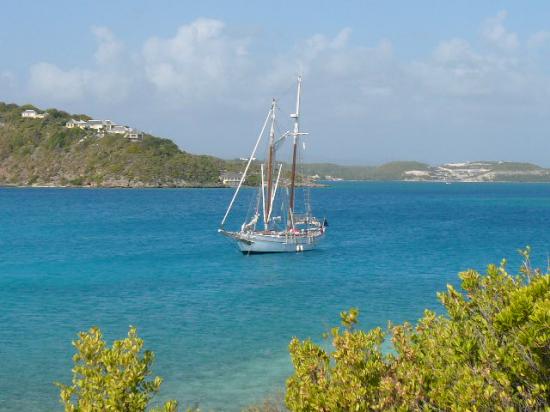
[1,182,549,411]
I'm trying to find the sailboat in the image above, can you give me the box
[218,76,326,253]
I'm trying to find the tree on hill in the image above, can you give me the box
[286,248,549,411]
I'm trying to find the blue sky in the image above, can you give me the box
[2,1,550,165]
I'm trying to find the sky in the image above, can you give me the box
[2,1,550,166]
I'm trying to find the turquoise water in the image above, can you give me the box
[1,182,550,411]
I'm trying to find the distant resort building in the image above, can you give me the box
[220,172,243,187]
[65,118,143,141]
[21,109,46,119]
[86,119,112,131]
[109,125,129,134]
[65,119,88,129]
[126,129,143,141]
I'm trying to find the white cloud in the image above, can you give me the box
[29,63,91,101]
[265,29,394,91]
[528,30,550,49]
[19,12,550,164]
[28,26,131,103]
[481,10,519,51]
[411,39,491,97]
[92,26,123,65]
[433,38,474,63]
[142,18,251,102]
[400,11,548,104]
[302,27,352,56]
[26,12,545,110]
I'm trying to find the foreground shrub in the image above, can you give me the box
[243,392,287,412]
[57,326,177,412]
[286,249,549,411]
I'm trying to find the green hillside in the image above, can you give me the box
[371,161,430,179]
[0,102,230,187]
[476,161,543,172]
[300,161,430,180]
[2,102,548,187]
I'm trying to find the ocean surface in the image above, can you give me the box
[1,182,550,411]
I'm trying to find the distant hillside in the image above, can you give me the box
[402,161,550,182]
[302,160,550,182]
[301,161,430,181]
[2,102,549,187]
[0,102,235,187]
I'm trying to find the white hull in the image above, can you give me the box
[220,230,324,254]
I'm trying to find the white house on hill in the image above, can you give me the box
[64,118,143,141]
[220,172,243,187]
[65,119,88,129]
[86,119,113,130]
[126,129,143,141]
[21,109,46,119]
[109,125,130,134]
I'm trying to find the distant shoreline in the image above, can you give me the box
[0,183,226,189]
[2,180,550,189]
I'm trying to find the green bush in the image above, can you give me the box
[68,177,84,186]
[286,249,550,411]
[57,326,177,412]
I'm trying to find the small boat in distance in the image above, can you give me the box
[218,77,326,254]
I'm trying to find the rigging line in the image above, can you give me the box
[272,105,288,146]
[251,187,260,221]
[274,116,289,145]
[274,102,292,134]
[267,163,283,223]
[244,185,259,231]
[220,108,271,227]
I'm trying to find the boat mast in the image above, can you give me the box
[288,76,302,228]
[264,99,276,229]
